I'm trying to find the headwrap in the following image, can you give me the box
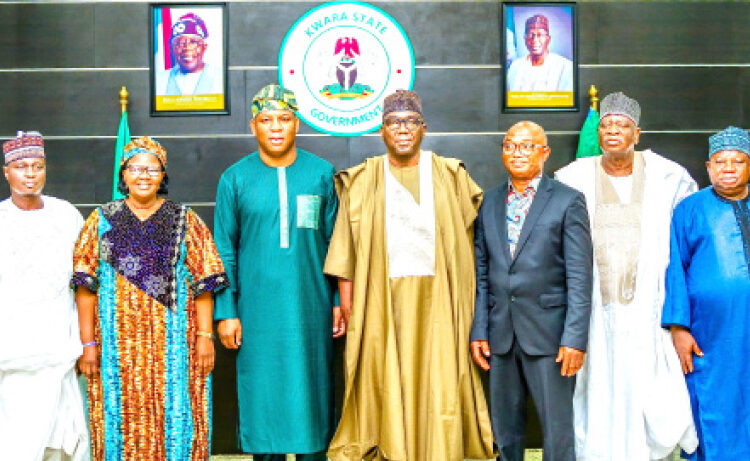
[251,84,298,117]
[122,136,167,167]
[708,126,750,159]
[171,13,208,39]
[382,89,423,118]
[600,92,641,126]
[3,131,44,165]
[525,14,549,33]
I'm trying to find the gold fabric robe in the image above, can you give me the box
[324,153,495,461]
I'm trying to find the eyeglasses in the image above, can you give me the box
[173,37,204,50]
[126,165,164,177]
[502,141,547,155]
[384,117,423,132]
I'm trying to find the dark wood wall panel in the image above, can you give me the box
[0,70,249,136]
[582,3,750,65]
[93,3,149,68]
[4,66,744,138]
[0,4,95,68]
[580,67,748,130]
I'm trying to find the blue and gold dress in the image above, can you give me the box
[72,199,228,461]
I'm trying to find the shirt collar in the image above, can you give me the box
[508,174,542,195]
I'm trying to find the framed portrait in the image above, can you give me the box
[501,2,578,112]
[150,3,229,116]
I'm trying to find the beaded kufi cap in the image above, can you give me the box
[708,126,750,158]
[382,89,423,118]
[3,130,44,165]
[122,136,167,167]
[525,14,549,33]
[171,13,208,39]
[251,84,298,117]
[600,92,641,126]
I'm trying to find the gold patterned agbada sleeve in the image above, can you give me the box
[184,209,229,296]
[71,208,101,291]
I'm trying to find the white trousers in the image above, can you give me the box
[0,366,89,461]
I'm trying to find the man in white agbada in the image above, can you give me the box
[0,131,89,461]
[555,93,699,460]
[507,14,573,92]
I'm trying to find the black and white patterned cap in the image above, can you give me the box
[600,92,641,126]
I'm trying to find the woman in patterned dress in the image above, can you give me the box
[73,136,228,461]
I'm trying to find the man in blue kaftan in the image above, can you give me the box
[663,126,750,460]
[213,84,341,461]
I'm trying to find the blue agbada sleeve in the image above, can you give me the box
[213,174,240,320]
[662,203,692,329]
[323,165,341,306]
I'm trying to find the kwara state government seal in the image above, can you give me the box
[279,1,415,136]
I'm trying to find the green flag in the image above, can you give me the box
[575,107,601,158]
[112,111,130,200]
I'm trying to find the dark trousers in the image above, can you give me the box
[489,341,576,461]
[252,452,327,461]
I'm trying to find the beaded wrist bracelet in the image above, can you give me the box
[196,331,214,340]
[82,341,98,347]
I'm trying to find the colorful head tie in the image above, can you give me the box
[171,13,208,39]
[3,130,45,165]
[251,84,298,117]
[382,89,423,118]
[708,126,750,159]
[525,14,549,33]
[122,136,167,167]
[600,91,641,126]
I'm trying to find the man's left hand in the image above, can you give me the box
[556,346,585,377]
[332,306,347,338]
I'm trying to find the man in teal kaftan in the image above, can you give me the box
[213,84,341,461]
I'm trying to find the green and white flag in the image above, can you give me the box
[576,107,601,158]
[112,110,130,200]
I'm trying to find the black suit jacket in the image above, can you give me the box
[470,175,593,356]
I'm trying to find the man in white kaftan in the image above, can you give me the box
[555,93,699,461]
[0,131,89,461]
[506,14,574,92]
[507,53,573,92]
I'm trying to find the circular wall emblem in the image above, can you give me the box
[279,1,415,136]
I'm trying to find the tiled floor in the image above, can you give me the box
[210,449,683,460]
[210,452,539,461]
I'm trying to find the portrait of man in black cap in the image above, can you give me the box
[155,11,223,96]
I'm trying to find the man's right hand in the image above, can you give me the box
[470,340,491,371]
[217,318,243,350]
[77,346,99,379]
[670,326,703,374]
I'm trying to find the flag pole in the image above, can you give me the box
[589,84,599,111]
[112,86,131,200]
[120,86,129,114]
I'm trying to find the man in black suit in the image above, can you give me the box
[470,121,593,461]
